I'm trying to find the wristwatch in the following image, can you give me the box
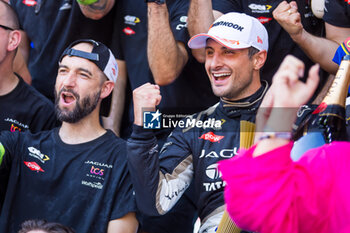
[145,0,165,4]
[258,131,292,141]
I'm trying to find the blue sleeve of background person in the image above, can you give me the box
[168,0,190,43]
[127,125,193,216]
[333,45,346,65]
[212,0,242,14]
[323,0,350,27]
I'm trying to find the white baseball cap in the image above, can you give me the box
[188,12,268,52]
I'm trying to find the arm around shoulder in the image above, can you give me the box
[102,59,127,136]
[107,212,138,233]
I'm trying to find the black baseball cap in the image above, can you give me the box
[59,39,118,117]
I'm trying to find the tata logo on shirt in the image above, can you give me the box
[124,15,141,25]
[203,164,225,192]
[199,132,224,143]
[22,0,37,6]
[24,161,44,172]
[205,163,222,180]
[248,3,272,13]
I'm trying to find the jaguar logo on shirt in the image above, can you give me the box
[248,3,272,13]
[22,0,37,6]
[4,118,29,132]
[199,148,238,158]
[24,161,44,172]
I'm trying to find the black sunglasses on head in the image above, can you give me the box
[0,24,14,31]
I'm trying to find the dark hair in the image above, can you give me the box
[0,1,20,29]
[18,219,75,233]
[248,46,260,59]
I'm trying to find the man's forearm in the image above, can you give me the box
[187,0,222,62]
[107,212,138,233]
[127,125,193,216]
[147,2,188,86]
[77,0,115,20]
[127,127,163,216]
[187,0,214,37]
[292,29,339,74]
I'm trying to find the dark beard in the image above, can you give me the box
[54,88,101,123]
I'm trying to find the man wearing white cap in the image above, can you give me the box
[188,0,344,82]
[0,40,138,233]
[127,12,268,233]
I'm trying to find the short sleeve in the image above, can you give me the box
[323,0,350,27]
[168,0,190,44]
[212,0,242,14]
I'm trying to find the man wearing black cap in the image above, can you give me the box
[0,39,138,233]
[9,0,115,100]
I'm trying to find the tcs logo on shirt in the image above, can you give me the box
[11,124,22,132]
[90,166,104,176]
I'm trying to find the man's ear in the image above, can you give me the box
[100,80,115,99]
[8,30,21,52]
[253,50,267,70]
